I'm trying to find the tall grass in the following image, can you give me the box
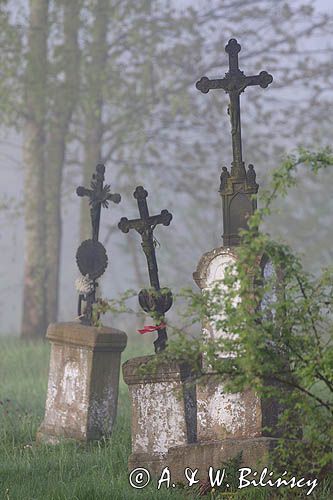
[0,337,331,499]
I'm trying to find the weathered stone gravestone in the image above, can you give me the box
[120,38,285,481]
[193,248,263,444]
[167,38,284,481]
[122,356,196,476]
[119,187,197,474]
[37,164,127,443]
[115,38,287,481]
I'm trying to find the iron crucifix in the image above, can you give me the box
[196,38,273,178]
[75,164,121,325]
[118,186,172,289]
[118,186,173,353]
[77,163,121,241]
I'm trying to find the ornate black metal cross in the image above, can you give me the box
[118,186,173,353]
[196,38,273,178]
[196,39,273,246]
[77,163,121,241]
[75,164,121,324]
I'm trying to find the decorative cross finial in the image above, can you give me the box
[75,164,121,325]
[77,163,121,241]
[196,39,273,247]
[196,38,273,178]
[118,186,173,353]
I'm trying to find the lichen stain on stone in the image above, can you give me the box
[61,360,81,405]
[88,385,115,433]
[45,378,57,409]
[44,350,60,409]
[132,381,186,454]
[198,387,245,434]
[44,347,89,434]
[198,383,262,440]
[203,253,240,351]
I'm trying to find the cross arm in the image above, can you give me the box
[76,186,93,198]
[107,192,121,204]
[243,71,273,89]
[149,210,173,227]
[118,210,172,235]
[196,76,227,94]
[118,217,143,234]
[196,70,273,95]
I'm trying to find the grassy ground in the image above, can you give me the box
[0,336,331,499]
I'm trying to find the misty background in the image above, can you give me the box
[0,0,332,340]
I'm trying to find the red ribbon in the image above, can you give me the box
[137,323,166,335]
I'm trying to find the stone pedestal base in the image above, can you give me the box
[37,322,127,443]
[168,437,278,483]
[197,375,262,441]
[197,374,284,442]
[123,355,196,471]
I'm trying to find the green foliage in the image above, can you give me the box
[98,148,333,481]
[92,289,139,327]
[172,147,333,478]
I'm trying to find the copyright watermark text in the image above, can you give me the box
[129,466,318,495]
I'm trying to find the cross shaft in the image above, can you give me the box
[196,38,273,178]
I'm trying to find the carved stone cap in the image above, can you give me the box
[123,355,189,385]
[193,246,239,289]
[46,322,127,352]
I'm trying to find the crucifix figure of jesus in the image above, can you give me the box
[196,38,273,179]
[118,186,173,352]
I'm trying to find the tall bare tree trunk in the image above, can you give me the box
[21,0,49,339]
[45,1,81,324]
[80,0,109,241]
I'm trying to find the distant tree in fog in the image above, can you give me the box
[0,0,332,338]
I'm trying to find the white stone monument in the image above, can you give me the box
[193,247,265,442]
[123,355,196,475]
[37,322,127,443]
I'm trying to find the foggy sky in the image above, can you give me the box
[0,0,332,335]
